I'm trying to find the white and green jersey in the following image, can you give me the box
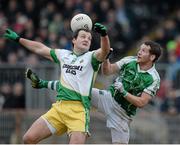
[109,56,160,116]
[50,49,101,109]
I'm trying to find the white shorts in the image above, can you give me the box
[91,88,132,144]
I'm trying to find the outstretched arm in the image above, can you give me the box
[93,23,110,62]
[25,68,59,91]
[3,29,53,61]
[19,38,52,60]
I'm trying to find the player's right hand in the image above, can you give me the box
[94,23,107,37]
[3,29,20,42]
[114,80,128,97]
[25,68,42,89]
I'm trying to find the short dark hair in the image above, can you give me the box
[144,41,162,62]
[72,28,92,39]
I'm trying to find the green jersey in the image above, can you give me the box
[109,56,160,116]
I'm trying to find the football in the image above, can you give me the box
[70,13,92,32]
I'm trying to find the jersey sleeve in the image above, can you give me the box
[50,49,69,64]
[91,52,102,71]
[50,49,60,64]
[144,78,160,97]
[116,56,136,70]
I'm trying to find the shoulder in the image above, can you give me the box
[148,67,161,84]
[118,56,137,64]
[83,51,97,60]
[122,56,137,61]
[50,49,72,63]
[116,56,137,68]
[89,50,95,56]
[54,49,71,54]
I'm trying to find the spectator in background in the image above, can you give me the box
[105,9,128,61]
[62,0,74,19]
[96,0,111,23]
[0,0,178,64]
[166,35,180,88]
[7,52,18,65]
[48,13,63,35]
[0,83,12,110]
[163,19,178,41]
[22,0,38,28]
[160,88,180,144]
[3,82,25,109]
[0,38,8,63]
[5,0,19,24]
[0,93,5,110]
[160,88,180,115]
[24,19,35,39]
[82,0,93,15]
[0,83,12,109]
[114,0,132,40]
[25,54,39,66]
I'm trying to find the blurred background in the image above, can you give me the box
[0,0,180,143]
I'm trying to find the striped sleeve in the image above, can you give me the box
[47,81,60,91]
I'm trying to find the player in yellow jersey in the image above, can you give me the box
[3,22,110,144]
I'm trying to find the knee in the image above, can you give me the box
[23,133,37,144]
[69,132,86,144]
[69,138,85,144]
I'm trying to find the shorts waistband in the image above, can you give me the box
[56,100,83,104]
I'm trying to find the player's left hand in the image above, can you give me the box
[114,81,128,97]
[25,68,43,89]
[94,23,107,37]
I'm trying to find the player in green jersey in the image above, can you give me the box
[25,40,162,144]
[3,22,110,144]
[100,40,162,143]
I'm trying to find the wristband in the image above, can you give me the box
[101,31,107,37]
[15,36,20,42]
[122,90,128,98]
[39,80,48,88]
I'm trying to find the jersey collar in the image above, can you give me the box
[72,50,87,57]
[137,63,155,73]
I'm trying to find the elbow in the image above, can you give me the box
[102,68,111,75]
[136,96,151,108]
[127,93,151,108]
[102,69,107,75]
[103,72,109,75]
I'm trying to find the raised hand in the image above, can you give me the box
[94,23,107,37]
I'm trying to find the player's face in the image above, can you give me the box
[73,30,92,54]
[137,44,154,64]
